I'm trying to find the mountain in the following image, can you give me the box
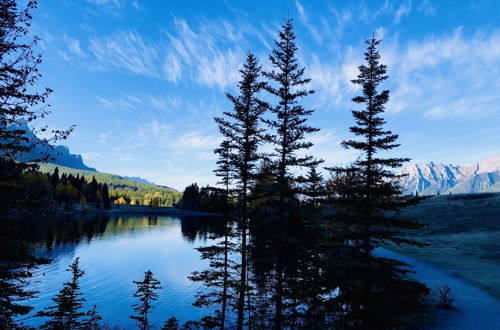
[400,156,500,195]
[6,123,172,190]
[7,122,96,171]
[123,176,156,185]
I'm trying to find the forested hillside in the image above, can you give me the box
[39,163,182,207]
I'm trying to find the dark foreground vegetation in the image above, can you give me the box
[2,1,485,329]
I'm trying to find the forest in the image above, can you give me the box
[0,1,459,329]
[39,163,183,208]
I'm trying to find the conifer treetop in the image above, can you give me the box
[263,18,322,175]
[342,37,409,178]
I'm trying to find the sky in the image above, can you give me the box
[29,0,500,190]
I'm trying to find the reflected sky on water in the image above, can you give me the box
[22,214,222,328]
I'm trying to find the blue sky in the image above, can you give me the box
[31,0,500,190]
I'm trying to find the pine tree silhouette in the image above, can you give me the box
[83,305,103,329]
[102,183,111,209]
[262,18,322,329]
[37,258,86,329]
[214,52,266,329]
[130,270,162,330]
[328,37,429,328]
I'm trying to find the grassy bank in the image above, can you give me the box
[388,193,500,298]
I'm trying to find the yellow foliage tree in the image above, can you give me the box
[114,197,127,205]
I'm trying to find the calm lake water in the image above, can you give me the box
[18,214,500,329]
[21,214,221,328]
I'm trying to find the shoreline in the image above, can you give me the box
[56,205,219,217]
[378,248,500,329]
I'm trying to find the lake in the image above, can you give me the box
[21,214,222,328]
[17,214,500,329]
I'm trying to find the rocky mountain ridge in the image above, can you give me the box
[400,156,500,195]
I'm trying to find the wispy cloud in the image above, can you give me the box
[394,1,412,23]
[163,18,243,87]
[387,29,500,119]
[417,0,436,16]
[89,31,161,77]
[308,50,360,109]
[98,131,111,144]
[304,26,500,120]
[96,95,142,110]
[67,37,84,57]
[295,0,322,43]
[81,152,100,160]
[84,0,141,10]
[173,131,220,151]
[87,17,255,88]
[96,93,182,114]
[148,96,182,112]
[134,120,172,146]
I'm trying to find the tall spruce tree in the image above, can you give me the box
[262,18,321,329]
[102,183,111,209]
[37,258,86,329]
[130,270,162,330]
[330,37,429,328]
[214,52,266,329]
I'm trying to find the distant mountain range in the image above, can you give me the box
[400,156,500,195]
[9,123,166,188]
[8,122,96,171]
[122,176,157,185]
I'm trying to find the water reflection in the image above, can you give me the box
[23,214,222,328]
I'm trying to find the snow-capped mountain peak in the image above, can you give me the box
[399,156,500,195]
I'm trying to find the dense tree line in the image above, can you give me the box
[46,167,111,210]
[178,183,229,213]
[39,163,183,207]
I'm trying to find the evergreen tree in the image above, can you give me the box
[298,166,325,204]
[162,317,179,330]
[262,18,321,329]
[0,0,70,217]
[130,270,162,330]
[329,37,429,328]
[84,305,103,329]
[102,183,111,209]
[179,183,200,211]
[0,0,69,163]
[37,257,86,329]
[51,167,60,186]
[88,176,99,204]
[0,1,73,224]
[213,139,233,203]
[214,52,266,329]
